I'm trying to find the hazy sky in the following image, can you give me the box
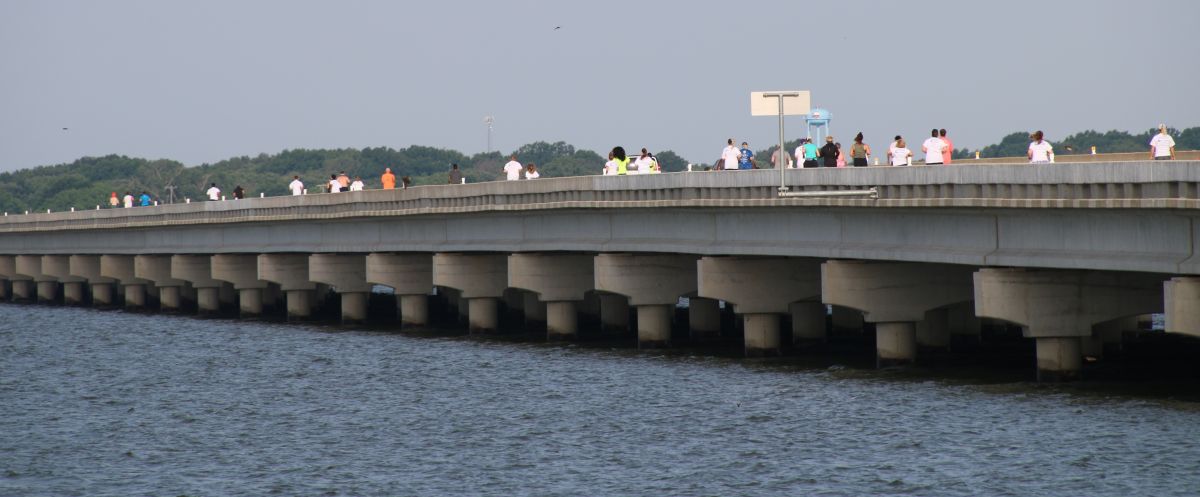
[2,0,1197,172]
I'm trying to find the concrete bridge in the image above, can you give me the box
[1,161,1198,381]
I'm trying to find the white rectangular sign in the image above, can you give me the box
[750,90,811,116]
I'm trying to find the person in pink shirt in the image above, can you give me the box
[835,142,846,167]
[940,129,953,165]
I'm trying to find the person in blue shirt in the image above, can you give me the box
[138,191,152,206]
[802,138,820,168]
[738,142,756,170]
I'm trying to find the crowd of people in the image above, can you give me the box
[106,125,1181,208]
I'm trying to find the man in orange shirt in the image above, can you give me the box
[381,167,396,189]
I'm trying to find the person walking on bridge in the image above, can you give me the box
[1150,124,1176,160]
[381,168,397,189]
[770,146,794,169]
[504,154,523,181]
[349,176,364,191]
[849,133,871,167]
[289,176,304,195]
[609,147,629,175]
[139,191,152,206]
[108,192,119,208]
[890,139,913,166]
[122,191,134,208]
[798,138,819,168]
[448,164,463,184]
[232,185,245,199]
[738,142,756,169]
[822,136,840,167]
[1028,131,1053,164]
[940,129,954,164]
[328,174,342,193]
[922,129,947,165]
[206,183,221,201]
[720,139,741,171]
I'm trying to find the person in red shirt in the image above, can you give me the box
[940,129,953,165]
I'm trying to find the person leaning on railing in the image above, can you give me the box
[1150,124,1176,160]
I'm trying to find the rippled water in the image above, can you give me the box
[2,305,1199,496]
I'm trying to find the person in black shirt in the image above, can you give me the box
[820,136,839,167]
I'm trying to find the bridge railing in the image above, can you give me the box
[0,161,1197,233]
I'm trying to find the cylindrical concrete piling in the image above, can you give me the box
[92,283,114,307]
[341,292,368,324]
[12,280,34,302]
[196,287,220,315]
[63,282,85,305]
[124,284,146,310]
[1036,337,1083,382]
[159,286,181,312]
[790,302,826,345]
[239,288,263,318]
[599,293,629,334]
[468,297,499,334]
[36,281,58,304]
[285,290,312,320]
[744,313,782,357]
[399,294,428,327]
[876,321,917,368]
[688,297,721,341]
[546,301,578,340]
[636,304,672,349]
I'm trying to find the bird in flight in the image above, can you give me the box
[554,26,561,30]
[62,127,68,131]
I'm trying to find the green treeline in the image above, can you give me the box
[0,127,1194,214]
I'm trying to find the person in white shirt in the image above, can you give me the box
[1027,130,1053,163]
[122,191,134,208]
[525,163,540,179]
[888,135,902,156]
[633,148,654,174]
[603,152,617,175]
[720,138,741,171]
[503,154,523,181]
[288,176,304,195]
[206,183,221,200]
[328,174,342,193]
[921,129,946,165]
[1150,124,1176,160]
[890,139,913,166]
[349,176,365,191]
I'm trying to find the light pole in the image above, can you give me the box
[484,115,495,154]
[751,91,809,193]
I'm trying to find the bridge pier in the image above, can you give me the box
[258,254,318,321]
[15,255,58,304]
[42,256,86,305]
[307,254,371,324]
[1165,277,1200,336]
[823,261,975,368]
[366,253,432,327]
[508,254,594,340]
[135,255,187,312]
[100,255,153,310]
[916,308,952,352]
[171,255,223,315]
[599,293,629,335]
[434,254,508,334]
[688,297,721,341]
[699,257,822,357]
[975,268,1163,381]
[523,291,546,329]
[213,255,274,318]
[790,302,827,346]
[595,254,698,350]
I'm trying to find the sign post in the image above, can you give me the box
[751,91,810,192]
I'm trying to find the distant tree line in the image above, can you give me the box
[0,127,1193,213]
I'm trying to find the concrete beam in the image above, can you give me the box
[821,261,976,323]
[594,254,697,306]
[171,255,224,314]
[68,255,115,307]
[974,268,1163,337]
[698,257,821,314]
[1164,277,1200,336]
[508,254,594,339]
[259,254,317,320]
[211,254,270,290]
[309,254,371,323]
[366,253,432,295]
[433,253,508,333]
[43,256,85,305]
[101,255,152,310]
[15,255,59,303]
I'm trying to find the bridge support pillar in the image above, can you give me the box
[11,280,33,302]
[62,282,85,305]
[790,302,827,345]
[599,293,629,334]
[508,254,594,340]
[100,255,153,310]
[636,304,672,349]
[689,297,721,341]
[36,281,57,303]
[434,254,509,334]
[916,308,951,352]
[135,255,187,312]
[91,283,113,307]
[340,292,368,324]
[1165,277,1200,336]
[238,288,263,317]
[877,322,918,367]
[170,255,222,315]
[259,254,318,321]
[975,268,1163,381]
[195,287,219,314]
[744,313,782,357]
[158,286,181,311]
[823,261,975,367]
[698,257,822,357]
[546,301,578,340]
[365,253,432,327]
[307,254,372,325]
[523,291,546,329]
[212,255,274,318]
[467,297,499,333]
[595,254,698,349]
[399,294,428,327]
